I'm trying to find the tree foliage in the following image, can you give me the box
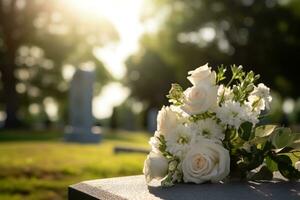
[0,0,118,127]
[125,49,176,108]
[126,0,300,109]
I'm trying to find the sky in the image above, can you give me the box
[65,0,146,119]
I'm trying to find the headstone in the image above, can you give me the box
[111,104,136,131]
[119,108,135,131]
[113,146,149,154]
[68,175,300,200]
[64,69,101,143]
[147,108,158,133]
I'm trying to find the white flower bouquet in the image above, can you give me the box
[143,64,300,186]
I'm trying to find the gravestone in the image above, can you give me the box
[120,109,135,131]
[64,69,101,143]
[114,146,149,154]
[147,108,158,133]
[112,106,136,131]
[68,174,300,200]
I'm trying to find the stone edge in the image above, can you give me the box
[69,182,126,200]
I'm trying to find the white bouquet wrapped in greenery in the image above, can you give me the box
[143,64,300,186]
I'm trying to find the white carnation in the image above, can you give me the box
[216,100,258,129]
[247,95,266,113]
[217,84,234,102]
[189,118,224,141]
[165,125,194,158]
[251,83,272,110]
[243,103,260,125]
[252,83,271,99]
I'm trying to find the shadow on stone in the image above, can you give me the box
[147,180,300,200]
[68,175,300,200]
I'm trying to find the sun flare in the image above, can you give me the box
[65,0,145,119]
[66,0,144,79]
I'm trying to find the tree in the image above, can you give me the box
[125,49,176,109]
[0,0,118,128]
[126,0,300,109]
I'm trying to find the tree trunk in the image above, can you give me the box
[0,28,21,128]
[0,54,20,128]
[0,0,21,128]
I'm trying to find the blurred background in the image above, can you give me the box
[0,0,300,199]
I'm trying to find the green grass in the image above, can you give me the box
[0,130,151,200]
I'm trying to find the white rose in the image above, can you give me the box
[182,139,230,183]
[181,84,218,115]
[149,136,160,153]
[157,106,179,135]
[143,151,169,183]
[187,63,216,86]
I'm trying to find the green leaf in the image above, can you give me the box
[166,83,184,106]
[277,154,300,180]
[216,65,227,83]
[225,128,237,141]
[277,162,300,180]
[238,122,253,141]
[274,155,292,165]
[269,154,300,180]
[161,173,175,187]
[289,133,300,150]
[238,149,264,171]
[293,133,300,140]
[249,166,273,180]
[251,136,268,145]
[265,156,278,172]
[271,128,295,149]
[261,141,273,152]
[277,147,294,153]
[255,125,277,138]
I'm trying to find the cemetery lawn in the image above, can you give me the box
[0,130,150,200]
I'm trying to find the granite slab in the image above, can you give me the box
[68,175,300,200]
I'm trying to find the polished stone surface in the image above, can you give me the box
[69,175,300,200]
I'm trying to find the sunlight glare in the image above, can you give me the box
[66,0,145,119]
[283,98,295,114]
[0,111,6,122]
[43,97,59,121]
[68,0,145,79]
[93,82,130,119]
[62,64,75,81]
